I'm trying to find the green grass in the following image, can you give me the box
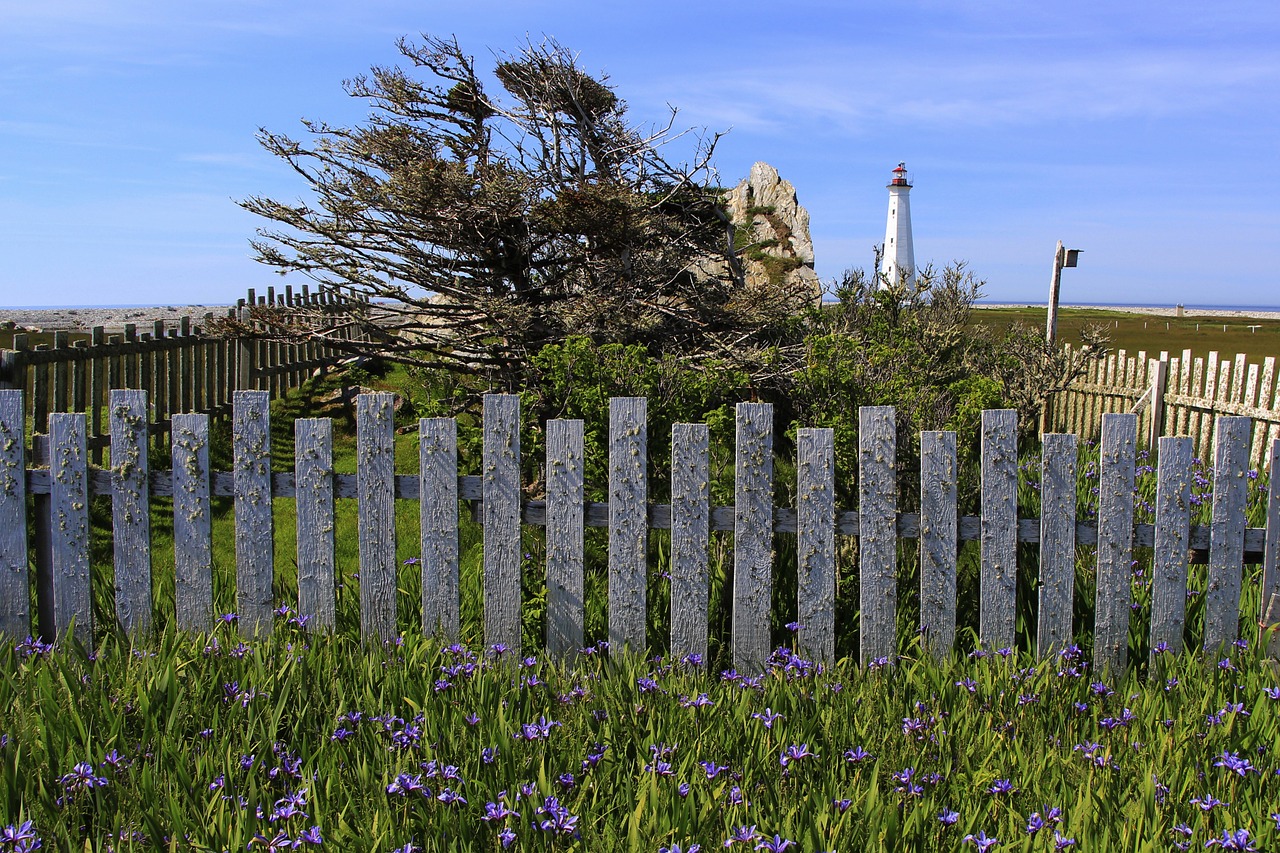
[970,306,1280,365]
[2,623,1279,851]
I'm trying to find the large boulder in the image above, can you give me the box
[722,162,820,303]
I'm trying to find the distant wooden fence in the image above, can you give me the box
[1054,345,1280,469]
[1,390,1278,677]
[0,285,367,460]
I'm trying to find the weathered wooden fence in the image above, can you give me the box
[1054,345,1280,470]
[2,390,1278,677]
[0,285,366,460]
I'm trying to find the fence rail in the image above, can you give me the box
[1054,345,1280,469]
[1,390,1278,677]
[0,285,367,460]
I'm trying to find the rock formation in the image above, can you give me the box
[722,162,821,304]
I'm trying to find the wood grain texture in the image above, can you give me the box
[49,413,92,643]
[1093,413,1137,676]
[733,403,773,672]
[980,409,1018,650]
[233,391,274,637]
[670,423,710,664]
[918,431,958,659]
[357,393,397,643]
[1260,439,1280,644]
[1204,416,1251,651]
[859,406,896,665]
[0,391,29,638]
[172,413,213,631]
[1150,436,1191,657]
[797,427,835,664]
[482,394,522,655]
[1037,433,1077,657]
[295,418,336,632]
[546,419,584,661]
[609,397,648,657]
[109,389,152,637]
[419,418,458,640]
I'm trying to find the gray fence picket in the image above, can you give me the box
[233,391,274,636]
[734,402,774,671]
[420,418,458,640]
[670,423,710,664]
[1037,433,1077,657]
[1093,413,1137,676]
[1204,416,1251,651]
[50,413,92,643]
[1150,436,1192,656]
[859,406,896,664]
[110,389,152,636]
[0,391,29,638]
[609,397,648,656]
[482,394,522,655]
[295,418,336,632]
[1261,438,1280,643]
[357,393,397,643]
[172,413,213,631]
[797,427,836,664]
[546,419,585,661]
[980,409,1018,650]
[919,430,957,659]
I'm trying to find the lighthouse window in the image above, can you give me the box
[889,238,894,244]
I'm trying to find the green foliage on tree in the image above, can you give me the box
[237,34,812,390]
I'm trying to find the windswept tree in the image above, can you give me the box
[235,35,811,389]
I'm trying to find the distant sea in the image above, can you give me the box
[975,301,1280,313]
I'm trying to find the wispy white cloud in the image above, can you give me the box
[636,48,1280,136]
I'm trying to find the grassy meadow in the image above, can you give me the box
[969,306,1280,364]
[3,341,1280,850]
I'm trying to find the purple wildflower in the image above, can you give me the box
[963,833,999,852]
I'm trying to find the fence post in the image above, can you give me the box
[1094,413,1137,677]
[1150,436,1192,658]
[859,406,896,665]
[610,397,649,658]
[670,423,710,664]
[1148,357,1168,451]
[1037,433,1076,657]
[49,412,92,645]
[919,430,957,660]
[233,390,274,636]
[546,419,584,661]
[980,409,1018,650]
[356,393,397,644]
[1260,438,1280,652]
[797,427,835,665]
[482,394,522,656]
[173,413,214,632]
[1204,416,1251,652]
[110,389,152,637]
[0,390,29,639]
[420,418,458,640]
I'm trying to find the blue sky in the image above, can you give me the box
[2,1,1278,308]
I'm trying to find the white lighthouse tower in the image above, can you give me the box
[879,162,916,288]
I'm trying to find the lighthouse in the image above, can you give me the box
[879,162,916,288]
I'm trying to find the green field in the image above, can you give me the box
[970,306,1280,365]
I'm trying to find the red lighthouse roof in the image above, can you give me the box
[888,161,912,187]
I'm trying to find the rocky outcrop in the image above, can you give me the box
[723,162,820,303]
